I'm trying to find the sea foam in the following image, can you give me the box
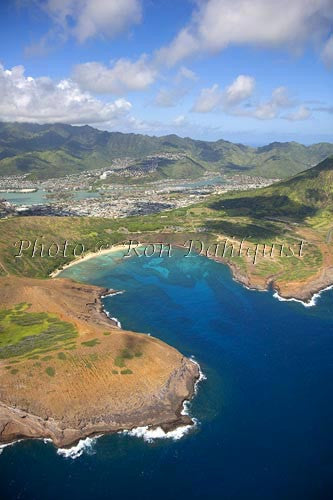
[101,290,124,299]
[104,309,122,328]
[0,438,51,456]
[121,357,206,444]
[0,440,23,455]
[56,436,99,459]
[273,284,333,308]
[121,422,197,443]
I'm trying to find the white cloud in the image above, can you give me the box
[270,87,293,108]
[193,75,255,113]
[321,35,333,67]
[0,64,132,125]
[192,84,223,113]
[73,56,156,94]
[253,87,294,119]
[173,115,187,126]
[156,0,333,66]
[123,115,222,139]
[225,75,255,106]
[176,66,198,82]
[192,80,302,120]
[154,87,188,108]
[154,66,198,108]
[284,105,311,121]
[25,0,141,54]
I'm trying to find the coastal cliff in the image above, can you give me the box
[0,277,200,448]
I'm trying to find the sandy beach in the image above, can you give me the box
[50,243,130,278]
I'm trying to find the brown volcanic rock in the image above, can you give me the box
[0,277,200,448]
[0,357,199,447]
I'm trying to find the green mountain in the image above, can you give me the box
[0,122,332,180]
[268,156,333,208]
[207,156,333,225]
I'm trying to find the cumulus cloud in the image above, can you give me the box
[192,75,255,113]
[73,56,156,94]
[283,105,311,121]
[253,87,294,119]
[25,0,141,53]
[192,84,223,113]
[124,114,222,139]
[156,0,333,66]
[0,64,132,125]
[154,66,198,108]
[225,75,255,106]
[191,80,307,121]
[173,115,187,126]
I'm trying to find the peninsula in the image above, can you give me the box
[0,276,199,447]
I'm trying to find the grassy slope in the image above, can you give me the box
[0,303,77,359]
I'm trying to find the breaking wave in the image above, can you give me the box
[121,357,206,444]
[273,284,333,308]
[103,309,122,328]
[121,422,197,443]
[57,436,99,459]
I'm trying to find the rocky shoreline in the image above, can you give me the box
[212,256,333,306]
[0,357,200,449]
[0,274,201,450]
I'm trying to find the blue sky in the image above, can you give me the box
[0,0,332,145]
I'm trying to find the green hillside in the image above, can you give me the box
[205,157,333,235]
[0,122,333,180]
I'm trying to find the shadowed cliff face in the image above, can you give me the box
[208,195,317,221]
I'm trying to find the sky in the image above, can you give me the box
[0,0,332,145]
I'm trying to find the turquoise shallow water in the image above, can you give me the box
[1,249,333,500]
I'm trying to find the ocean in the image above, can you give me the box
[1,248,333,500]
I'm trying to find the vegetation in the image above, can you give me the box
[45,366,55,377]
[113,348,143,371]
[114,356,125,368]
[81,339,100,347]
[1,122,333,180]
[0,303,77,359]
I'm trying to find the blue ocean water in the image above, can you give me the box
[1,249,333,500]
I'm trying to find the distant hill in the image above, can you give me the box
[0,122,333,180]
[207,156,333,224]
[268,156,333,208]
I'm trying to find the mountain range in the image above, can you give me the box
[1,122,333,180]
